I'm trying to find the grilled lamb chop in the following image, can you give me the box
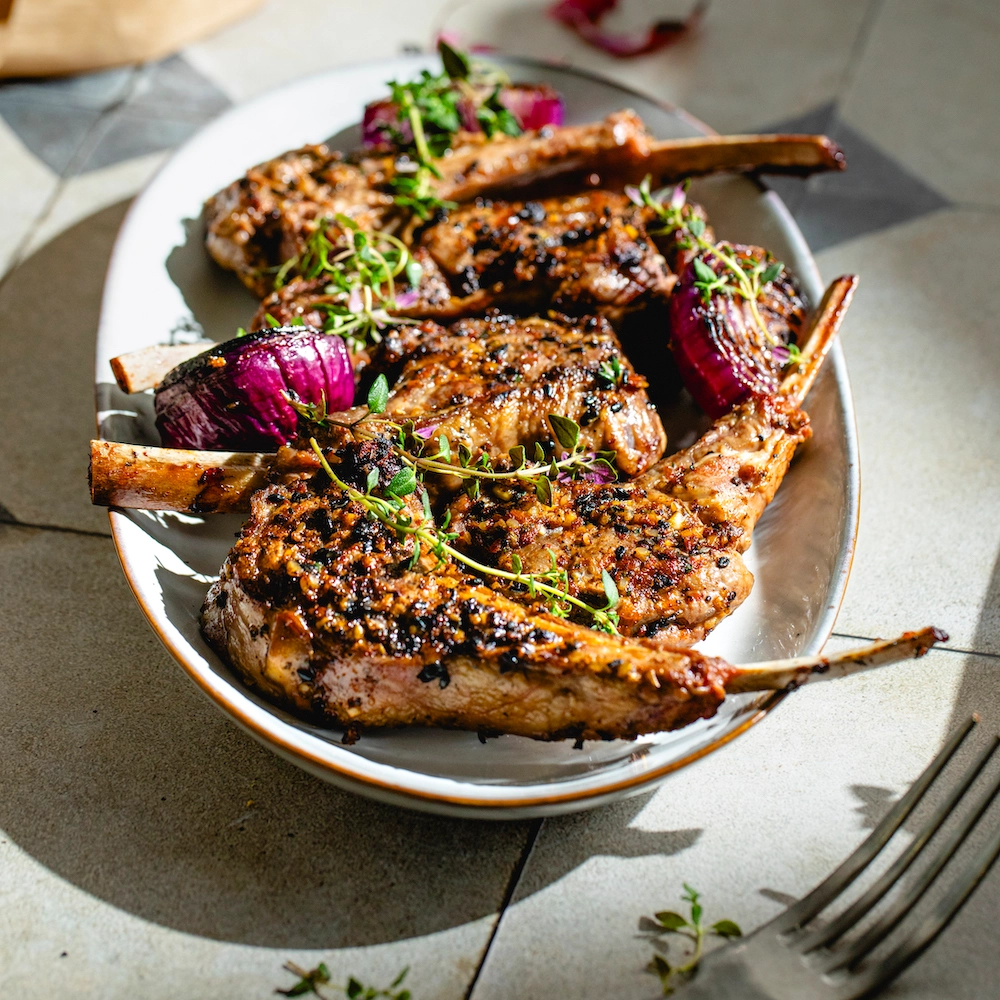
[90,311,667,510]
[206,111,844,296]
[362,312,666,477]
[254,189,706,331]
[446,276,856,644]
[200,436,940,741]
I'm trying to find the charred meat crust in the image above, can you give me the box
[356,313,667,477]
[202,456,732,741]
[447,393,811,644]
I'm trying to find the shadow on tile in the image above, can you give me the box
[0,523,706,951]
[0,524,534,949]
[0,200,132,533]
[513,795,702,903]
[945,548,1000,733]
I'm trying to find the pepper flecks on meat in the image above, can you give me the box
[255,189,683,330]
[351,313,667,477]
[201,463,733,741]
[446,390,811,645]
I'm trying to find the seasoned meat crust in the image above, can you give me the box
[364,313,667,477]
[201,441,732,741]
[254,190,684,329]
[448,394,811,643]
[206,113,653,298]
[205,145,397,297]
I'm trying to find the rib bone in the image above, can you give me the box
[726,628,948,693]
[110,342,214,394]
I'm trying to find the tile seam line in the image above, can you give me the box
[833,0,888,107]
[831,632,999,662]
[0,65,144,281]
[0,517,113,540]
[463,817,543,1000]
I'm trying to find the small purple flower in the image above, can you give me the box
[624,185,643,207]
[414,424,439,440]
[669,183,687,210]
[393,289,419,309]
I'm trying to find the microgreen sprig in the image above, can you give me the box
[277,962,410,1000]
[272,215,420,353]
[643,884,742,995]
[396,412,617,505]
[383,41,517,220]
[629,176,800,363]
[307,433,621,634]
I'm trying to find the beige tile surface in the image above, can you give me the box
[0,118,59,278]
[442,0,871,132]
[2,2,1000,996]
[815,209,1000,654]
[0,200,129,533]
[470,637,1000,999]
[183,0,453,102]
[838,0,1000,207]
[22,151,168,258]
[0,523,532,999]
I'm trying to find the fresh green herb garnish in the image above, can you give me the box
[273,217,417,353]
[631,176,800,364]
[643,884,742,995]
[277,963,410,1000]
[382,40,518,220]
[395,412,617,504]
[308,436,621,634]
[596,354,627,389]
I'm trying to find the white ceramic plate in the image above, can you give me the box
[96,55,859,819]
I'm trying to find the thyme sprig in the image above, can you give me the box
[642,884,742,995]
[630,176,800,363]
[384,41,517,220]
[290,374,619,505]
[396,413,617,505]
[277,962,410,1000]
[273,215,420,353]
[307,434,621,634]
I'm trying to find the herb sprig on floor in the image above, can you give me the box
[642,884,742,995]
[277,963,410,1000]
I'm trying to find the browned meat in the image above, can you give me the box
[199,438,943,742]
[364,313,667,477]
[206,115,651,298]
[201,443,733,741]
[251,189,712,332]
[441,277,857,645]
[448,393,810,643]
[207,110,841,300]
[205,146,397,297]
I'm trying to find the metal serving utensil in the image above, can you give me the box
[675,716,1000,999]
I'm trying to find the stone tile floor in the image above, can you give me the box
[1,1,998,997]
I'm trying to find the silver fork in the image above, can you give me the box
[675,716,1000,999]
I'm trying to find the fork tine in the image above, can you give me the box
[770,717,977,934]
[851,811,1000,998]
[827,748,1000,973]
[799,736,1000,959]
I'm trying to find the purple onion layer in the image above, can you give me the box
[154,327,354,451]
[669,263,783,420]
